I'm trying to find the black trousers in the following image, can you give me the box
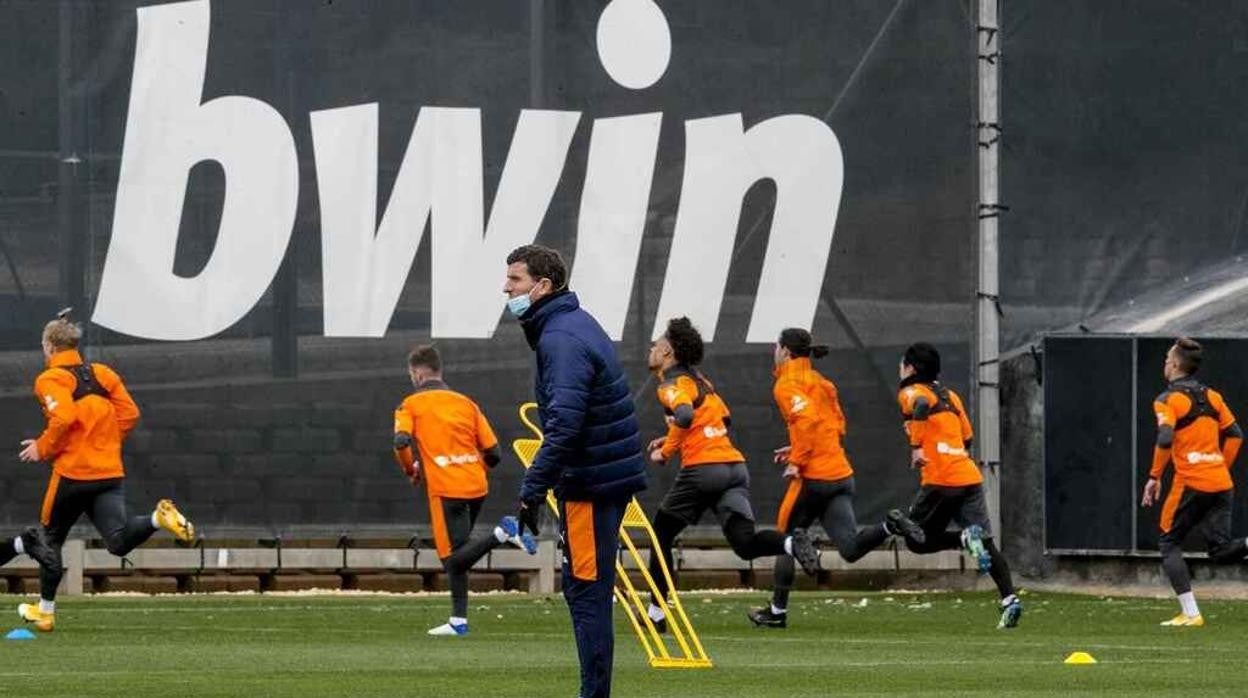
[649,463,785,605]
[40,476,156,601]
[904,484,1015,599]
[430,495,502,618]
[771,477,889,610]
[1158,487,1248,595]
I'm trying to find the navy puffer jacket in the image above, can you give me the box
[517,292,647,502]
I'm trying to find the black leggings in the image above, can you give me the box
[434,497,502,618]
[648,509,785,605]
[1158,488,1248,595]
[41,477,156,601]
[903,485,1015,599]
[772,478,889,610]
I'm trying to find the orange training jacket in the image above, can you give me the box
[1151,381,1239,493]
[656,367,744,467]
[773,357,853,482]
[393,382,498,499]
[897,380,982,487]
[34,349,139,480]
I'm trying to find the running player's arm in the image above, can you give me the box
[392,404,418,478]
[521,332,593,501]
[898,387,928,445]
[773,380,817,470]
[475,405,502,468]
[898,387,929,466]
[1143,392,1182,506]
[95,364,140,438]
[657,378,694,460]
[32,370,77,461]
[1210,390,1243,466]
[1149,393,1181,480]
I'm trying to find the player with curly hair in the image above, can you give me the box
[643,317,819,632]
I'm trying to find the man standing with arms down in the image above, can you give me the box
[505,245,647,698]
[1142,337,1247,627]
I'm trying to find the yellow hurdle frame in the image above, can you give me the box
[511,402,712,669]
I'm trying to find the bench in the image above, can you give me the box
[0,534,964,596]
[0,539,558,596]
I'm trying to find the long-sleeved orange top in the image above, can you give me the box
[772,357,853,482]
[393,382,498,499]
[656,367,744,467]
[897,379,982,487]
[34,349,140,480]
[1150,380,1240,493]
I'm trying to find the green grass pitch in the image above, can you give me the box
[0,590,1241,696]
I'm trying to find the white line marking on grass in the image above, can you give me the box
[699,634,1243,654]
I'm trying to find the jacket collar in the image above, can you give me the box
[47,349,83,368]
[413,378,449,394]
[1169,376,1204,391]
[659,363,697,383]
[773,356,812,380]
[899,374,937,390]
[520,291,579,350]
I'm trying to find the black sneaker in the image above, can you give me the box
[20,527,56,570]
[790,529,821,576]
[886,509,926,546]
[747,607,787,628]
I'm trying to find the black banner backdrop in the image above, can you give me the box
[1002,0,1248,348]
[0,0,977,534]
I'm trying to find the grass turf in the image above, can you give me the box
[0,590,1241,697]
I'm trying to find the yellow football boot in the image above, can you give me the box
[1160,613,1204,627]
[155,499,195,543]
[17,603,54,632]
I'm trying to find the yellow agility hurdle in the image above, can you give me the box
[511,402,712,670]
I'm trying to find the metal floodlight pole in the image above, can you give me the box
[976,0,1003,539]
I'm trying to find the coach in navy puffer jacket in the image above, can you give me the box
[518,289,647,502]
[505,244,646,698]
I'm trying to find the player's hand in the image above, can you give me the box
[1141,478,1161,507]
[647,436,666,452]
[649,448,666,464]
[393,431,413,450]
[18,439,39,463]
[407,463,423,486]
[773,445,792,464]
[782,464,800,480]
[909,447,927,469]
[518,498,543,536]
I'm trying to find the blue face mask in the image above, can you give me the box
[507,291,532,318]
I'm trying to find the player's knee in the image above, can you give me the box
[903,537,928,554]
[1158,534,1181,555]
[830,532,862,562]
[722,516,757,557]
[1208,540,1246,563]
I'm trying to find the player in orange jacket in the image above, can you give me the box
[897,342,1021,629]
[15,310,193,632]
[643,318,819,633]
[749,329,924,628]
[1141,337,1247,627]
[392,344,535,636]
